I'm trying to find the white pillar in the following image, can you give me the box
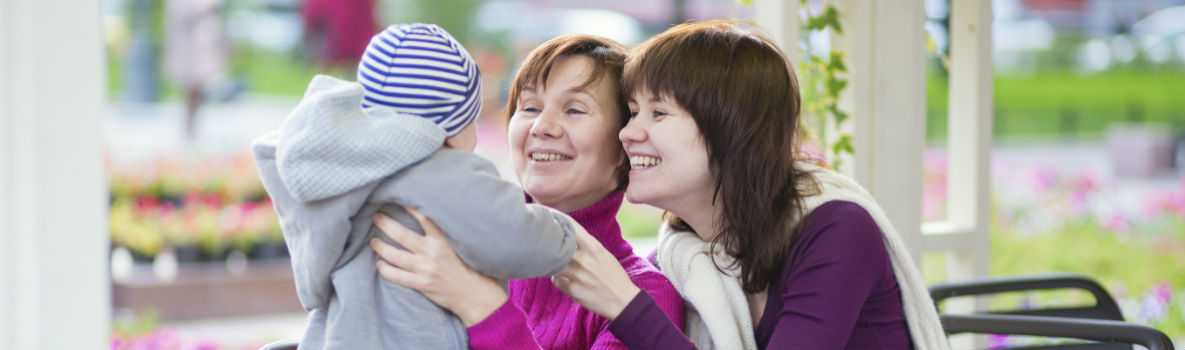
[841,0,928,264]
[941,0,993,286]
[914,0,994,285]
[0,0,110,348]
[753,0,800,59]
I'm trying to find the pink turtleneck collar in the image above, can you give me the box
[528,190,632,259]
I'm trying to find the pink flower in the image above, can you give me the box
[1071,172,1099,194]
[988,334,1012,349]
[1103,214,1130,233]
[1153,282,1173,305]
[922,150,949,221]
[1170,192,1185,217]
[1144,191,1185,218]
[1068,191,1089,213]
[922,199,941,221]
[924,150,949,172]
[240,202,259,214]
[131,329,181,350]
[189,340,220,350]
[160,202,177,214]
[135,197,161,212]
[1032,167,1059,193]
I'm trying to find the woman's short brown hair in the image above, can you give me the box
[506,35,631,190]
[623,20,816,293]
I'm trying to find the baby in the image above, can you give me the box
[253,23,580,350]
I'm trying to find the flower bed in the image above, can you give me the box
[925,148,1185,342]
[107,154,284,263]
[111,311,274,350]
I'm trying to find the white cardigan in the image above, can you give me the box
[656,163,950,350]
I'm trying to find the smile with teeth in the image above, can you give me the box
[529,152,573,162]
[630,155,662,169]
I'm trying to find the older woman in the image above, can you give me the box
[369,35,684,349]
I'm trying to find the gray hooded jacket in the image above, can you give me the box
[253,75,578,350]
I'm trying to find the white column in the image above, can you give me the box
[938,0,993,285]
[753,0,800,59]
[842,0,928,264]
[0,0,110,348]
[838,0,873,184]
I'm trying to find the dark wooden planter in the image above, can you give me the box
[174,245,203,263]
[128,247,156,264]
[111,259,302,321]
[200,247,230,262]
[249,241,289,260]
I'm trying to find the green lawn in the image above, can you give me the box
[106,46,318,101]
[927,69,1185,141]
[232,47,320,97]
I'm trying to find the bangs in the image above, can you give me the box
[621,35,684,102]
[623,20,767,104]
[516,46,613,93]
[509,35,626,112]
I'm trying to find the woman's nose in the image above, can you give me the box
[530,112,564,138]
[619,117,647,144]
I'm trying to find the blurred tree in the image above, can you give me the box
[123,0,164,102]
[672,0,687,26]
[380,0,480,45]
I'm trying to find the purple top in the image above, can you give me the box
[610,201,915,349]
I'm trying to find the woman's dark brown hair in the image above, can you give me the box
[623,20,817,293]
[506,34,632,190]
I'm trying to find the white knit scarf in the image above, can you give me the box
[656,163,950,350]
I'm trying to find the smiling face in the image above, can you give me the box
[508,55,626,212]
[621,20,813,294]
[619,88,714,212]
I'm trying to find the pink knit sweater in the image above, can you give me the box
[466,191,685,349]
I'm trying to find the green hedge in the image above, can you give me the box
[927,69,1185,141]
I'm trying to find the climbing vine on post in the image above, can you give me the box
[798,0,853,171]
[736,0,852,169]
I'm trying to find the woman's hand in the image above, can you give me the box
[551,226,641,320]
[370,208,507,326]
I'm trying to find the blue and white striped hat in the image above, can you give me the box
[358,23,482,136]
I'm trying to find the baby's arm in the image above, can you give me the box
[376,151,579,279]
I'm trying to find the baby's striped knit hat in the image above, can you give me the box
[358,23,482,136]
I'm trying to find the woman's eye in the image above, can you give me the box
[522,106,540,113]
[628,111,638,119]
[566,108,587,115]
[654,110,669,120]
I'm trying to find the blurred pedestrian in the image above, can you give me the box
[302,0,379,76]
[164,0,229,140]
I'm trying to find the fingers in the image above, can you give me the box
[551,275,570,291]
[571,225,602,250]
[570,233,601,266]
[373,213,426,253]
[378,260,427,290]
[370,239,418,271]
[406,208,445,239]
[552,260,586,289]
[551,268,593,302]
